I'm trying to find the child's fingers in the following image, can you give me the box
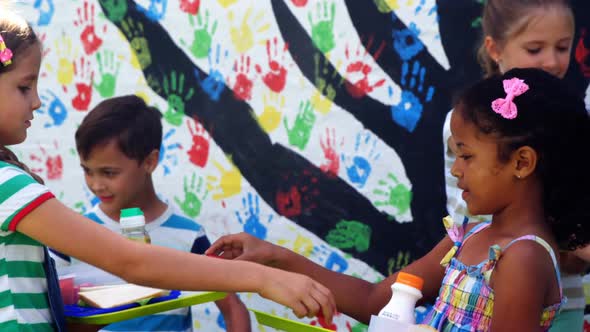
[205,234,242,256]
[301,290,321,319]
[313,284,336,324]
[290,300,310,319]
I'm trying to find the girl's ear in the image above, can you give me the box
[142,149,160,174]
[484,36,502,63]
[513,146,538,179]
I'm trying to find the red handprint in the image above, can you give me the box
[575,28,590,77]
[74,0,106,55]
[276,186,302,218]
[319,128,343,177]
[187,118,211,168]
[276,170,320,218]
[229,55,256,101]
[310,311,337,331]
[30,141,63,181]
[72,57,94,111]
[38,33,51,59]
[180,0,200,15]
[344,37,386,98]
[290,0,308,7]
[255,37,289,93]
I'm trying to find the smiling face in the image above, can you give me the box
[486,6,574,79]
[0,43,42,145]
[449,110,517,216]
[80,139,158,217]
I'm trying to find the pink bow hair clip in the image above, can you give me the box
[0,35,13,67]
[491,77,529,119]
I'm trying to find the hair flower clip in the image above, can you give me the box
[491,77,529,119]
[0,35,13,66]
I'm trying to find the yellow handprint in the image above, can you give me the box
[374,0,415,13]
[311,90,334,115]
[228,8,270,54]
[217,0,238,8]
[258,92,284,133]
[206,157,242,200]
[293,235,314,257]
[47,36,76,87]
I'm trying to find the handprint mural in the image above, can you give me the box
[17,0,590,330]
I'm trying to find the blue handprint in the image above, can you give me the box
[194,44,228,102]
[158,128,182,176]
[341,132,381,188]
[312,244,348,273]
[34,0,55,26]
[140,0,167,21]
[415,0,437,16]
[216,312,226,330]
[392,19,424,61]
[390,61,435,132]
[325,251,348,272]
[235,193,273,240]
[37,90,67,128]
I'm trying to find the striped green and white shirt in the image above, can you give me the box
[0,161,55,331]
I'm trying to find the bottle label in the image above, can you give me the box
[380,311,401,320]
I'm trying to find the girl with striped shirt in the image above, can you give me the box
[0,8,335,332]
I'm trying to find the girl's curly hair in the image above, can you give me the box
[455,68,590,249]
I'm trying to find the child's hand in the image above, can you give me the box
[259,267,336,324]
[206,232,277,265]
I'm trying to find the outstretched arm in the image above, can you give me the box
[16,198,336,323]
[207,232,452,323]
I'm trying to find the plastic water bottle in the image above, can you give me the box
[368,272,424,332]
[120,207,151,244]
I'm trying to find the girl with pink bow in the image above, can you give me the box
[207,68,590,331]
[441,1,589,331]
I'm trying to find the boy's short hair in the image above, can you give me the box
[76,95,163,162]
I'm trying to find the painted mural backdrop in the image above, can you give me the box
[14,0,590,330]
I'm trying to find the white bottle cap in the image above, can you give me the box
[120,207,145,228]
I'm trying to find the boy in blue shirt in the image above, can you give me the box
[53,95,251,332]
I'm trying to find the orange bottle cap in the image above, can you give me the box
[396,272,424,290]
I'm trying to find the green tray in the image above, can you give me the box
[66,291,227,325]
[249,308,334,332]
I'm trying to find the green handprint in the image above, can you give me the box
[311,53,343,114]
[387,251,411,274]
[94,50,120,98]
[163,70,195,126]
[121,18,152,70]
[146,73,162,94]
[308,0,336,53]
[314,53,340,99]
[181,11,218,59]
[373,173,412,215]
[174,173,208,218]
[283,100,317,150]
[99,0,128,22]
[325,219,371,253]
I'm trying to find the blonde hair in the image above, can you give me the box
[477,0,573,77]
[0,5,43,183]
